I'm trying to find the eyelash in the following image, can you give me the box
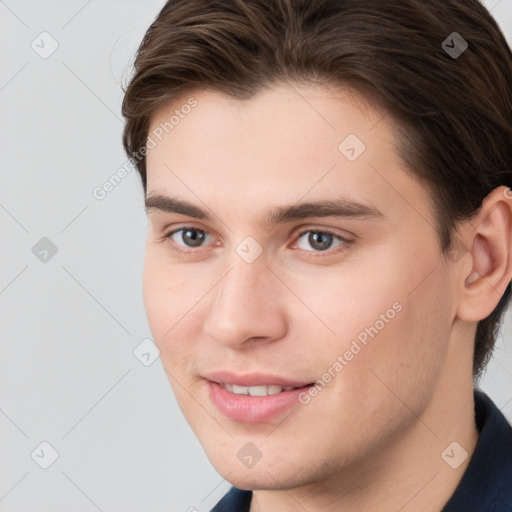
[163,226,352,257]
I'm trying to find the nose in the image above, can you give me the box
[203,256,288,349]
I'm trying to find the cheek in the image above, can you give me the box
[349,269,454,412]
[142,253,170,340]
[142,251,195,354]
[286,264,406,357]
[299,250,453,388]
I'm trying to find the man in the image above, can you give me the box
[121,0,512,510]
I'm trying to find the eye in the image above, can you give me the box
[163,226,351,257]
[295,229,349,253]
[165,227,212,254]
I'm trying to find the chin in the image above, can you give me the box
[207,448,318,492]
[222,470,296,491]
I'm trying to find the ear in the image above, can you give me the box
[456,186,512,322]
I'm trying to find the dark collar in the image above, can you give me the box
[211,391,512,512]
[210,485,251,512]
[442,390,512,511]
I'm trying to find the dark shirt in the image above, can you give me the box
[210,391,512,511]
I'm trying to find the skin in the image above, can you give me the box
[143,82,512,511]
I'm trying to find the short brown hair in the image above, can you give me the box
[121,0,512,378]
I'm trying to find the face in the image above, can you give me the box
[143,83,458,491]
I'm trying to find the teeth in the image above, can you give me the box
[248,385,268,397]
[267,385,284,395]
[232,384,249,395]
[220,383,297,396]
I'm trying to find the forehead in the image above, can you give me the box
[148,82,387,158]
[145,83,434,232]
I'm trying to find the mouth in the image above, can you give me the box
[204,372,314,423]
[218,383,302,396]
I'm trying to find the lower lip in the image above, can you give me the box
[207,381,312,423]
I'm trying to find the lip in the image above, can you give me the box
[203,371,313,423]
[203,370,311,388]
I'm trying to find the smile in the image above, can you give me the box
[218,383,300,396]
[207,379,314,422]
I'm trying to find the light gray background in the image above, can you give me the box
[1,1,511,511]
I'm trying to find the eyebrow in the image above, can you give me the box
[145,194,385,226]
